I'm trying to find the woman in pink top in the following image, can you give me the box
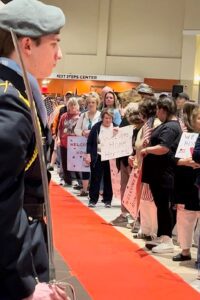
[58,98,80,186]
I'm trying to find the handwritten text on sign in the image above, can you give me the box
[67,136,90,172]
[175,132,199,159]
[101,125,133,161]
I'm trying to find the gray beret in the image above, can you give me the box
[0,0,65,37]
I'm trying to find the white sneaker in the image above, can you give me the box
[59,179,65,186]
[152,237,174,253]
[145,236,163,250]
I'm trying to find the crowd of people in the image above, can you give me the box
[46,86,200,268]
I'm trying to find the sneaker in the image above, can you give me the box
[110,214,128,226]
[59,179,65,186]
[73,184,83,190]
[78,190,89,197]
[133,233,152,240]
[127,222,134,229]
[88,201,96,208]
[152,237,174,253]
[145,236,163,250]
[105,203,111,208]
[129,219,140,232]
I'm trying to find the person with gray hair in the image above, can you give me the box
[0,0,65,298]
[58,98,80,187]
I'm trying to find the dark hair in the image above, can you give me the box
[157,97,177,117]
[0,28,59,57]
[183,101,199,132]
[138,97,157,119]
[176,92,189,101]
[0,29,15,57]
[101,108,114,119]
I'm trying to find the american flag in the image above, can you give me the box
[44,97,54,116]
[142,118,154,148]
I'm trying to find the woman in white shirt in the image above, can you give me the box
[86,108,117,207]
[74,92,101,196]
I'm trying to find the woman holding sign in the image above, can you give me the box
[58,98,80,186]
[172,104,200,262]
[86,108,118,207]
[141,97,182,253]
[74,92,101,196]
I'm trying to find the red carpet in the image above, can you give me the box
[50,182,199,300]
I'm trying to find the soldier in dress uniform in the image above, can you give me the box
[0,0,65,299]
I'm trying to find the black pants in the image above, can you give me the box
[89,156,113,204]
[82,171,90,180]
[149,183,173,238]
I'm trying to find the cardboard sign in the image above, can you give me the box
[101,125,133,161]
[122,168,142,219]
[175,132,199,159]
[67,136,90,172]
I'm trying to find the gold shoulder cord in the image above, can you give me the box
[18,91,41,171]
[0,81,40,171]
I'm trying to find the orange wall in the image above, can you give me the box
[38,79,138,95]
[144,78,180,92]
[39,78,180,95]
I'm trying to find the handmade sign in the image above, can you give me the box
[67,136,90,172]
[122,168,142,219]
[101,125,133,161]
[175,132,199,159]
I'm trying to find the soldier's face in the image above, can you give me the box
[22,34,62,79]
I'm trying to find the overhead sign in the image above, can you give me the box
[49,73,143,82]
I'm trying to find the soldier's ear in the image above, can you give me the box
[19,37,32,55]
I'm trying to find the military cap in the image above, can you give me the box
[0,0,65,37]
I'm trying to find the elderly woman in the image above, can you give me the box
[141,97,182,253]
[58,97,80,186]
[74,92,101,196]
[86,108,117,207]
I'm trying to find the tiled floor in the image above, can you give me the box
[51,170,200,297]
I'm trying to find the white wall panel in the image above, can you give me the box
[43,0,99,55]
[106,56,181,79]
[108,0,184,58]
[42,0,200,80]
[184,0,200,29]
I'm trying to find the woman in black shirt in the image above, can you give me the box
[141,97,182,253]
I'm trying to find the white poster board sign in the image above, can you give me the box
[101,125,133,161]
[175,132,198,159]
[67,136,90,172]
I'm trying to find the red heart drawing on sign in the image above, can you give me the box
[190,147,194,155]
